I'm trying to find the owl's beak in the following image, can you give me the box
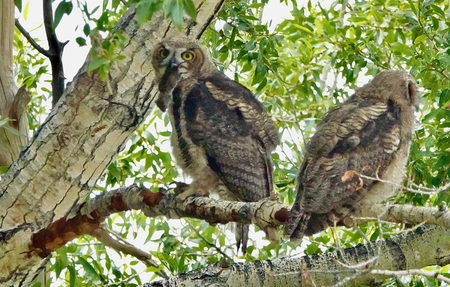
[168,57,179,70]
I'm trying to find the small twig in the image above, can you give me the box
[330,254,378,270]
[359,173,450,195]
[104,273,143,286]
[371,268,450,283]
[89,227,158,267]
[324,256,378,287]
[326,269,371,287]
[186,221,233,261]
[381,221,427,235]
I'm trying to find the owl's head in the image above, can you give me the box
[151,35,216,82]
[359,70,420,110]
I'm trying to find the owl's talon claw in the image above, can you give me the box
[176,186,210,201]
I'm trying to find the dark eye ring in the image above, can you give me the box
[159,48,170,59]
[181,51,194,61]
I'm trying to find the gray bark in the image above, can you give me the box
[145,225,450,287]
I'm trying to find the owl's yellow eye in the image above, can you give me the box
[181,51,195,61]
[159,48,170,59]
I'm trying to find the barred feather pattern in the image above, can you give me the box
[284,70,419,242]
[151,36,279,253]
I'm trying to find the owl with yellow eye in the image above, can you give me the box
[151,35,279,254]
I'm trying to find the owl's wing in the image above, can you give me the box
[306,96,388,157]
[285,96,404,241]
[182,72,278,202]
[204,72,280,152]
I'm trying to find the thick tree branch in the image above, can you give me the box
[354,203,450,228]
[28,183,450,264]
[22,181,450,286]
[143,225,450,286]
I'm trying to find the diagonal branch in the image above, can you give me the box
[14,19,52,58]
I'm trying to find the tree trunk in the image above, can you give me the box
[0,1,224,285]
[0,0,30,168]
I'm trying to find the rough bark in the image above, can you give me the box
[145,225,450,287]
[26,183,450,286]
[0,0,30,168]
[0,1,224,285]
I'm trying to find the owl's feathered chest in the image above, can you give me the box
[166,77,276,202]
[169,81,251,168]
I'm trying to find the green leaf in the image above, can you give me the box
[439,89,450,108]
[67,264,76,287]
[136,0,162,25]
[14,0,22,12]
[76,37,87,46]
[168,0,184,29]
[305,242,319,255]
[54,1,73,29]
[77,257,99,278]
[87,56,109,73]
[183,0,197,20]
[83,23,91,36]
[1,123,27,137]
[414,34,428,44]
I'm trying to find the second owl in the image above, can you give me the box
[284,70,418,242]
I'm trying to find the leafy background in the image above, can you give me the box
[11,0,450,286]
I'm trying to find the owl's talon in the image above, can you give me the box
[176,187,210,201]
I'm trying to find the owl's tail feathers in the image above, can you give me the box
[235,223,250,254]
[283,210,311,243]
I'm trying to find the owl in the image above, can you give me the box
[284,70,419,242]
[151,35,280,253]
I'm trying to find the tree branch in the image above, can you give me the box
[28,183,450,263]
[43,0,66,107]
[354,203,450,229]
[14,19,52,57]
[142,225,450,286]
[89,226,168,279]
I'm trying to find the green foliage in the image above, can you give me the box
[13,16,50,132]
[133,0,197,29]
[14,0,450,286]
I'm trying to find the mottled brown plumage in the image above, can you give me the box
[284,70,419,242]
[151,35,279,253]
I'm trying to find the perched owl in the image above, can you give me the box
[284,70,419,242]
[151,35,280,253]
